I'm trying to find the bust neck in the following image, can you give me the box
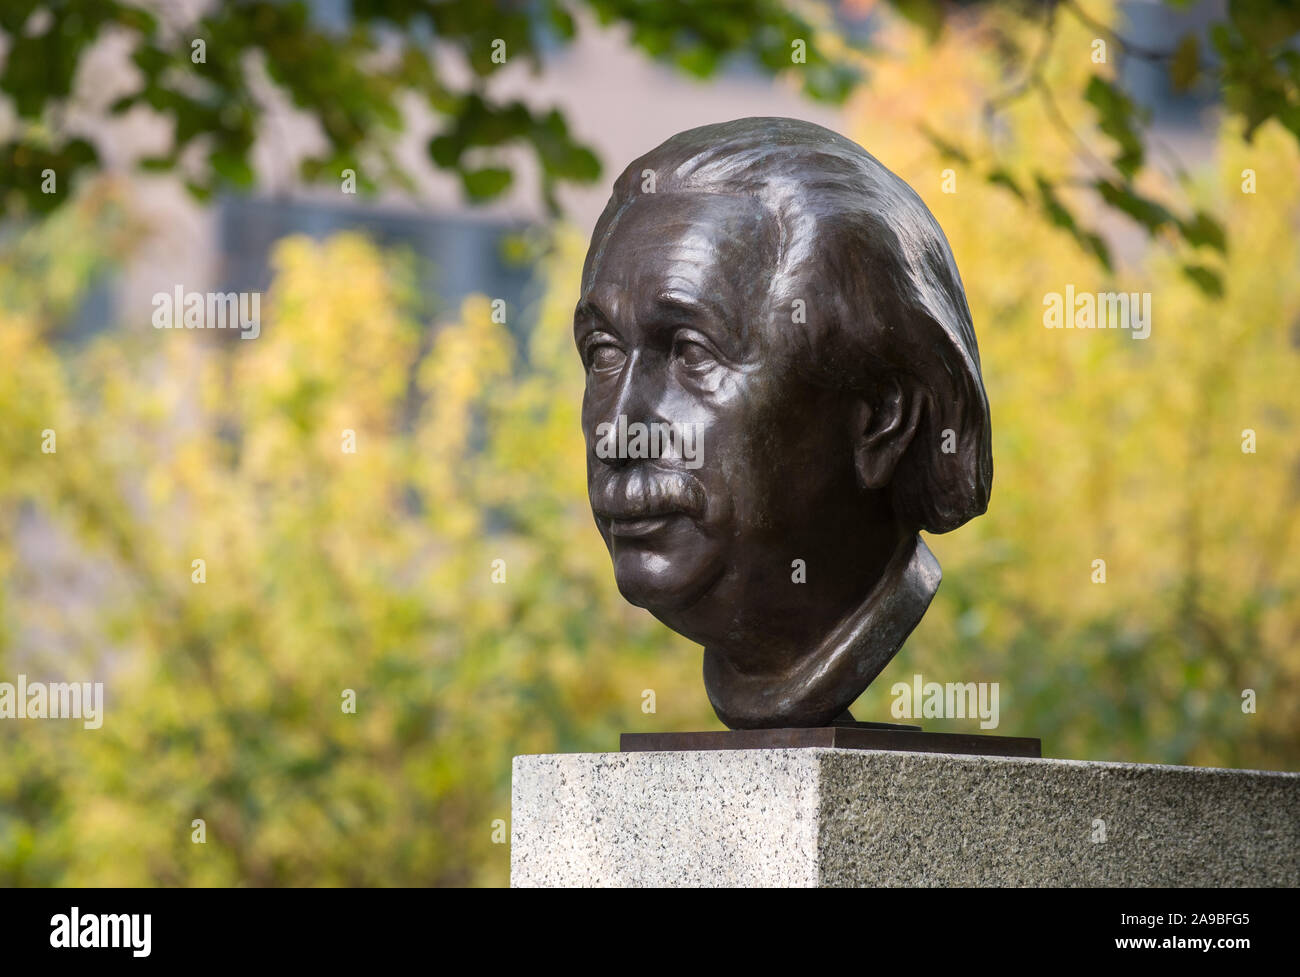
[702,532,941,729]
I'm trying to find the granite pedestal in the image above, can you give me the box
[510,748,1300,887]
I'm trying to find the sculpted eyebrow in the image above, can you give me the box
[574,297,614,334]
[654,291,741,343]
[654,292,708,318]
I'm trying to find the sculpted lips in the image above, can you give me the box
[590,466,706,537]
[603,513,683,538]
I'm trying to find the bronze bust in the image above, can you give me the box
[575,117,992,729]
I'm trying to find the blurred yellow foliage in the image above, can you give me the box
[847,13,1300,769]
[1,10,1297,887]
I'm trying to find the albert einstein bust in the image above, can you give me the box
[574,117,992,729]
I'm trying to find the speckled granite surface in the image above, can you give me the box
[510,749,1300,887]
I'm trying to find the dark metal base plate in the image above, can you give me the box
[620,727,1042,758]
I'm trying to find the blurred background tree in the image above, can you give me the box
[1,1,1298,886]
[0,0,857,215]
[3,1,1299,288]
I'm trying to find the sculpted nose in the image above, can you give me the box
[598,352,639,468]
[592,349,662,467]
[619,351,654,418]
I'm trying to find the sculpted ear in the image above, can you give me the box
[851,377,923,491]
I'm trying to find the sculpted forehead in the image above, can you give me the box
[582,193,779,329]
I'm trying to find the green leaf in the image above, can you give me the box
[986,168,1025,200]
[1095,179,1177,234]
[1036,175,1112,270]
[429,134,462,168]
[1085,75,1145,179]
[462,166,513,200]
[1180,211,1227,253]
[209,150,254,188]
[890,0,944,42]
[674,45,718,78]
[184,180,213,202]
[921,124,971,165]
[1182,263,1224,298]
[1170,34,1200,92]
[546,1,577,40]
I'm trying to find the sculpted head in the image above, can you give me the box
[575,117,992,728]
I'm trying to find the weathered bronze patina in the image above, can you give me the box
[576,117,992,730]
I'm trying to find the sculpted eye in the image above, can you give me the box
[673,336,717,370]
[587,342,626,372]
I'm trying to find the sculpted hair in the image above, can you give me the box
[586,116,993,533]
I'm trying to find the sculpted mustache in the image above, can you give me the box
[590,466,707,519]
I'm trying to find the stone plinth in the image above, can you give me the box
[510,748,1300,887]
